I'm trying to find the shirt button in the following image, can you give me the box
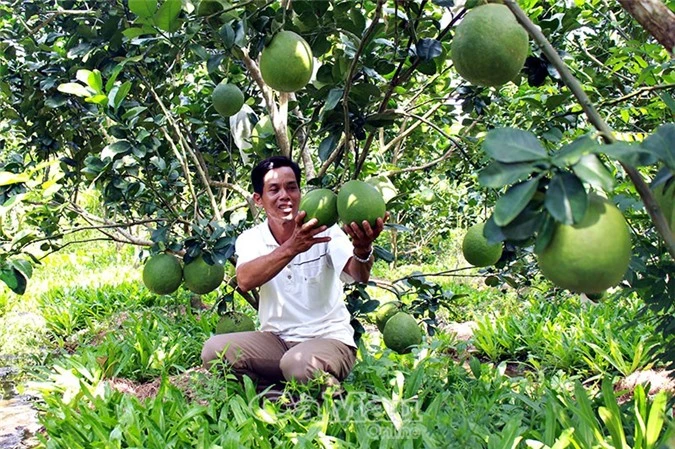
[287,275,292,279]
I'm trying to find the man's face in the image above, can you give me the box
[254,166,300,223]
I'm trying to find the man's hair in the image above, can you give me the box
[251,156,301,194]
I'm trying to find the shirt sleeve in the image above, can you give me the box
[327,225,355,284]
[235,228,260,267]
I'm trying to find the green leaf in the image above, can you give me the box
[365,111,400,128]
[122,27,147,38]
[101,140,132,160]
[207,54,224,74]
[110,80,132,110]
[642,123,675,171]
[129,0,158,17]
[85,94,108,105]
[122,106,148,121]
[602,141,657,167]
[599,378,627,449]
[0,267,26,295]
[324,88,343,112]
[0,171,29,186]
[483,128,548,163]
[645,391,667,449]
[534,213,556,254]
[154,0,182,32]
[572,154,615,190]
[545,173,587,225]
[494,178,539,226]
[219,23,235,49]
[374,245,394,263]
[10,258,32,280]
[189,43,208,60]
[44,95,68,108]
[660,92,675,113]
[498,207,543,242]
[57,82,93,98]
[318,133,339,162]
[478,161,537,188]
[76,69,103,93]
[552,135,599,166]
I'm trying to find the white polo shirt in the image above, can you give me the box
[235,220,357,348]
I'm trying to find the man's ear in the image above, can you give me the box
[252,192,262,207]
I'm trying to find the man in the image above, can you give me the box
[201,156,387,392]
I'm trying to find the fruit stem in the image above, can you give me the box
[503,0,675,260]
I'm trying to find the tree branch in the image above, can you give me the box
[503,0,675,260]
[602,83,675,106]
[354,7,465,177]
[617,0,675,55]
[240,48,291,157]
[379,142,455,178]
[142,77,222,221]
[342,0,385,157]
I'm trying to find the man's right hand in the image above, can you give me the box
[287,211,332,255]
[236,211,332,292]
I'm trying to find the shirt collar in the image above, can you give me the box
[260,219,280,247]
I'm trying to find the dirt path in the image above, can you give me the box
[0,368,40,449]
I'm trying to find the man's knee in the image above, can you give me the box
[201,335,241,369]
[279,351,315,383]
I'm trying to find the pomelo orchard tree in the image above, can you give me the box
[0,0,673,363]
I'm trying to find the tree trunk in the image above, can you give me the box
[617,0,675,55]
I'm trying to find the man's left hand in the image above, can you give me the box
[342,212,390,251]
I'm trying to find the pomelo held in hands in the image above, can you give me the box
[450,3,529,87]
[337,180,386,229]
[260,30,314,93]
[537,193,632,294]
[142,253,183,295]
[299,188,339,228]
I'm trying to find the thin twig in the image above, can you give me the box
[342,0,385,154]
[602,83,675,106]
[28,9,100,34]
[355,7,466,177]
[142,75,222,221]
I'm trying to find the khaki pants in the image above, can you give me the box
[201,331,356,390]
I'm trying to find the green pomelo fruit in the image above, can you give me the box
[259,30,314,93]
[216,311,256,334]
[183,255,225,295]
[652,179,675,236]
[537,194,632,294]
[419,188,436,205]
[248,116,292,156]
[375,300,404,333]
[299,188,338,228]
[197,0,223,16]
[383,312,423,354]
[365,175,397,204]
[212,83,244,118]
[450,3,529,87]
[142,253,183,295]
[462,222,503,267]
[584,291,605,301]
[337,180,386,228]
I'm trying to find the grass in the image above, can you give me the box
[1,238,674,448]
